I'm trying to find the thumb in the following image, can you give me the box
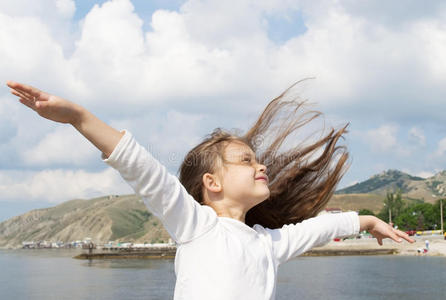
[377,237,383,246]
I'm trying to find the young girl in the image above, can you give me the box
[7,80,414,300]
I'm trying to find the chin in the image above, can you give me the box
[258,193,270,204]
[263,189,271,200]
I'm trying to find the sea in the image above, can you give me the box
[0,249,445,300]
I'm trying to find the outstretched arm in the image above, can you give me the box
[8,80,218,243]
[269,212,416,265]
[6,81,123,158]
[359,215,415,245]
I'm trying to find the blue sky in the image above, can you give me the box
[1,0,446,221]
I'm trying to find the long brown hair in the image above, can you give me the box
[178,79,349,229]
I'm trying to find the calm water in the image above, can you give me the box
[0,249,445,300]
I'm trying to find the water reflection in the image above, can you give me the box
[1,249,446,300]
[82,258,175,269]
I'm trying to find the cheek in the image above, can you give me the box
[224,167,255,185]
[225,172,251,190]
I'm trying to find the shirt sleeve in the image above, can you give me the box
[266,211,360,265]
[102,130,218,244]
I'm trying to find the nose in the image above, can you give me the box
[258,163,267,173]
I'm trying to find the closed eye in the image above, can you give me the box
[242,157,251,163]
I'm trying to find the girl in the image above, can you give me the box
[7,80,414,300]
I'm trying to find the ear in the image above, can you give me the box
[202,173,222,193]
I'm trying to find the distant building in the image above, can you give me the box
[321,208,343,214]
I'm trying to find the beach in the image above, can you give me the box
[311,235,446,256]
[72,236,446,259]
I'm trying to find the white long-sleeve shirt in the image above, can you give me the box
[102,130,360,300]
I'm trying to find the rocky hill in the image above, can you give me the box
[2,169,446,249]
[335,169,446,203]
[0,194,170,249]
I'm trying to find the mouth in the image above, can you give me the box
[255,176,268,183]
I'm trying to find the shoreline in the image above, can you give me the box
[3,236,445,259]
[73,236,446,259]
[302,248,397,256]
[311,235,446,257]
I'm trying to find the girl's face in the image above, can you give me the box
[218,141,270,208]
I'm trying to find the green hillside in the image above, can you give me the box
[336,169,424,194]
[2,169,446,249]
[335,169,446,203]
[0,195,171,249]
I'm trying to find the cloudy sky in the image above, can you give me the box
[1,0,446,221]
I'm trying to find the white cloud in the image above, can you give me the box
[363,124,414,157]
[71,0,145,99]
[0,10,81,97]
[411,18,446,84]
[2,0,446,205]
[55,0,76,18]
[0,0,75,20]
[2,0,445,118]
[106,111,207,173]
[0,168,132,203]
[435,137,446,157]
[0,95,20,145]
[21,126,97,167]
[0,0,78,56]
[415,171,434,179]
[365,124,398,152]
[146,110,204,160]
[408,127,426,147]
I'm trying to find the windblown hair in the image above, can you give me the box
[178,79,350,229]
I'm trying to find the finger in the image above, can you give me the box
[395,230,415,243]
[11,89,44,109]
[12,88,34,100]
[388,230,404,243]
[19,98,36,110]
[11,89,33,101]
[11,90,22,98]
[7,81,41,98]
[377,237,383,246]
[13,91,36,109]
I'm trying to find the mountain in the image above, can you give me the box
[2,169,446,249]
[335,169,446,202]
[0,194,170,249]
[327,193,386,214]
[326,169,446,214]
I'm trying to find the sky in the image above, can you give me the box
[1,0,446,222]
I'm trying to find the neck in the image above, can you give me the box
[216,210,246,223]
[205,199,248,223]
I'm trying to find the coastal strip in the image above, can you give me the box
[73,236,446,259]
[302,248,398,256]
[73,245,399,260]
[73,246,177,259]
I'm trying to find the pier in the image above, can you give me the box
[74,245,399,260]
[74,246,177,259]
[302,248,398,256]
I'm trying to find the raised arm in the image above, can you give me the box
[6,81,123,158]
[8,80,218,243]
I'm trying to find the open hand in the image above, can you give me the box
[7,81,81,125]
[363,216,415,245]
